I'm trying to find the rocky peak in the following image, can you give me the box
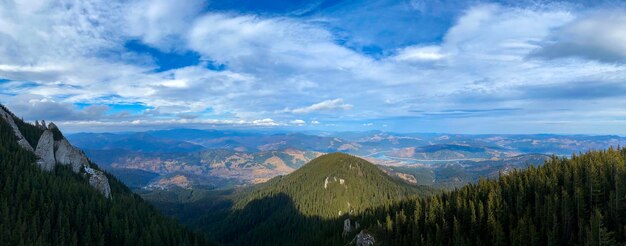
[0,105,111,199]
[48,122,57,130]
[35,120,48,130]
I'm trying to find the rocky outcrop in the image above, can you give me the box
[354,231,375,246]
[1,105,112,198]
[34,130,55,171]
[54,138,112,198]
[35,120,48,130]
[0,106,33,151]
[55,138,90,173]
[48,122,57,131]
[85,167,112,198]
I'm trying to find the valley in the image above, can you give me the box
[68,129,623,191]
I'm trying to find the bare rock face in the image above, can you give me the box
[0,107,33,151]
[1,105,112,199]
[55,138,90,173]
[355,231,375,246]
[48,122,57,130]
[34,130,55,171]
[55,138,112,198]
[85,167,112,198]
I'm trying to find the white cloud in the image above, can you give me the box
[125,0,205,50]
[252,118,279,126]
[531,10,626,63]
[310,120,321,125]
[393,45,445,61]
[287,98,353,114]
[290,119,306,125]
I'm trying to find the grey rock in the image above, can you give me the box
[355,231,375,246]
[55,138,90,173]
[54,138,112,198]
[343,218,353,236]
[86,167,112,198]
[34,130,55,171]
[0,107,34,151]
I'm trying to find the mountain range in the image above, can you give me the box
[67,129,623,190]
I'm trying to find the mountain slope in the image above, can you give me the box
[358,148,626,245]
[239,153,431,218]
[194,153,433,245]
[0,105,209,245]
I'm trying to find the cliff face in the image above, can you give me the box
[0,105,111,198]
[34,130,55,171]
[0,106,34,151]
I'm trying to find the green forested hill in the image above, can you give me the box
[238,153,432,218]
[193,153,433,245]
[358,148,626,245]
[0,106,209,245]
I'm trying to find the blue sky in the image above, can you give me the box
[1,0,626,134]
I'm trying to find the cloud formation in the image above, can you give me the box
[287,99,354,114]
[531,10,626,63]
[1,0,626,134]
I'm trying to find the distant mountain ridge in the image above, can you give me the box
[68,128,626,190]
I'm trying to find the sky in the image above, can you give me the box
[1,0,626,134]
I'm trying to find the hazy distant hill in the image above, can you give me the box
[83,148,323,189]
[68,129,626,190]
[382,153,550,189]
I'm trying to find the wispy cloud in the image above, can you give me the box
[285,98,353,114]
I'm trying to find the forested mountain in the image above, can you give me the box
[144,149,626,245]
[182,153,433,245]
[0,105,209,245]
[71,129,625,190]
[354,148,626,245]
[236,153,433,218]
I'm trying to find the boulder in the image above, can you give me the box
[34,130,55,171]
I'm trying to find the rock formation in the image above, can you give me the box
[0,105,111,199]
[86,167,112,198]
[55,138,90,173]
[34,130,55,171]
[53,138,111,198]
[0,106,34,151]
[354,231,375,246]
